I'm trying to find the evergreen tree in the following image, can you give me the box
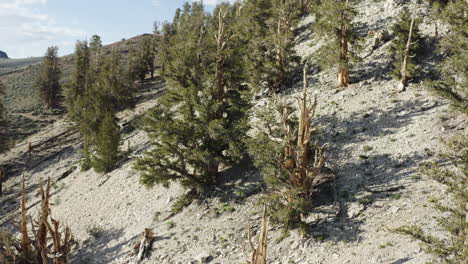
[313,0,361,88]
[65,41,129,172]
[35,46,61,109]
[248,70,328,231]
[388,7,423,89]
[427,0,467,112]
[92,112,120,173]
[89,35,103,58]
[236,0,300,93]
[141,35,156,80]
[128,35,156,82]
[135,2,249,194]
[64,41,92,121]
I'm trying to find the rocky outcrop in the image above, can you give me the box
[0,50,8,59]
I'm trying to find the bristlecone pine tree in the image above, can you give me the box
[35,46,61,109]
[313,0,360,88]
[65,41,130,172]
[92,112,121,173]
[426,0,467,112]
[388,7,422,91]
[236,0,300,93]
[394,134,467,264]
[248,66,328,230]
[89,34,103,64]
[64,40,92,122]
[129,35,156,82]
[135,2,249,196]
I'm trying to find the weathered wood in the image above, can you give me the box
[399,10,416,91]
[134,228,154,264]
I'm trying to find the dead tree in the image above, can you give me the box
[245,207,269,264]
[399,12,416,91]
[133,228,155,264]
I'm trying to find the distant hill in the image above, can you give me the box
[0,50,8,59]
[0,34,149,112]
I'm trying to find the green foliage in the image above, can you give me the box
[426,0,467,112]
[313,0,361,87]
[394,134,467,264]
[135,2,250,195]
[248,87,327,230]
[64,41,92,122]
[89,35,103,58]
[129,35,156,82]
[388,7,423,81]
[65,41,132,172]
[92,112,121,173]
[34,46,61,109]
[171,193,195,215]
[236,0,301,93]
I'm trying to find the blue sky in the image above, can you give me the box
[0,0,225,58]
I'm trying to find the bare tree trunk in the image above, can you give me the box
[20,176,31,253]
[338,24,350,88]
[215,11,226,99]
[399,13,415,92]
[247,206,269,264]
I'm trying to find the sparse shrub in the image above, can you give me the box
[171,192,194,215]
[393,134,467,263]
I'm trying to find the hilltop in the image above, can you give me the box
[0,51,7,59]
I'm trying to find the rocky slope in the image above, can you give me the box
[0,1,466,264]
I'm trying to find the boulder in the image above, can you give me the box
[0,50,8,59]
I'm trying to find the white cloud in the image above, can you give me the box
[0,0,86,57]
[151,0,160,7]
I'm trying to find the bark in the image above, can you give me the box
[338,23,350,88]
[399,13,415,91]
[215,10,226,99]
[20,177,31,253]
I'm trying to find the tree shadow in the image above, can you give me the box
[207,157,265,205]
[72,227,129,263]
[303,99,443,243]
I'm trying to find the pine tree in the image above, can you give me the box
[92,112,120,173]
[89,35,103,58]
[427,0,467,112]
[388,7,423,90]
[64,41,92,121]
[236,0,300,93]
[135,2,249,194]
[35,46,61,109]
[313,0,361,88]
[248,69,328,230]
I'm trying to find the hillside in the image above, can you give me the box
[0,1,466,264]
[0,34,151,144]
